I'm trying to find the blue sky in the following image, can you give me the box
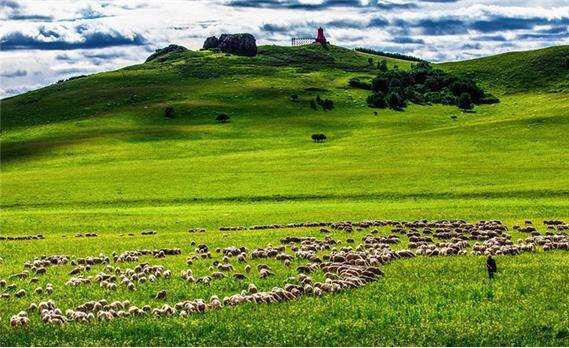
[1,0,568,97]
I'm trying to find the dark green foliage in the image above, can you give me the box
[146,44,188,62]
[362,61,497,110]
[315,95,334,110]
[457,93,474,110]
[386,91,406,110]
[290,94,299,102]
[348,78,371,90]
[311,133,327,142]
[367,92,387,108]
[164,106,175,118]
[310,99,318,110]
[216,113,230,123]
[368,57,374,65]
[321,99,334,110]
[355,48,426,62]
[377,60,388,72]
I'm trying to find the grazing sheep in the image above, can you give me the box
[248,283,258,294]
[155,290,167,300]
[244,264,251,273]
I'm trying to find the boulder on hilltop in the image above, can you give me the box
[202,33,257,56]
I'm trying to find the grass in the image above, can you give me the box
[1,43,568,346]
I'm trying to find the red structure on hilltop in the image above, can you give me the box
[291,27,328,46]
[315,27,326,44]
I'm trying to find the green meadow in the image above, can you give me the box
[0,44,568,346]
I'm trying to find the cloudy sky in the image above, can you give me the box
[1,0,568,98]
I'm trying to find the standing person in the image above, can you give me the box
[487,254,497,279]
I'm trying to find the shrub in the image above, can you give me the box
[320,99,334,111]
[216,113,230,123]
[164,106,175,118]
[352,60,496,111]
[290,94,299,102]
[367,92,387,108]
[386,91,406,110]
[348,78,371,90]
[368,57,374,65]
[371,77,389,94]
[457,93,473,110]
[311,133,327,143]
[377,60,388,72]
[310,99,318,110]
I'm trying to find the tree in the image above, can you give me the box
[368,57,374,65]
[386,91,406,110]
[371,77,389,94]
[377,60,388,72]
[216,113,230,123]
[367,92,387,108]
[321,99,334,110]
[311,133,327,143]
[457,92,473,110]
[164,106,175,118]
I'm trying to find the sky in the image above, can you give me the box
[1,0,568,98]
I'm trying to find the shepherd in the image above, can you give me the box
[486,254,497,279]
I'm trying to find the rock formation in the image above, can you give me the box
[202,33,257,57]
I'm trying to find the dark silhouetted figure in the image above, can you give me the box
[487,255,497,279]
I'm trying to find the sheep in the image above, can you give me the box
[233,273,247,280]
[259,268,273,278]
[248,283,258,294]
[155,290,167,300]
[244,265,251,273]
[209,295,222,310]
[15,289,26,298]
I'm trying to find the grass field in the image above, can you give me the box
[1,44,568,346]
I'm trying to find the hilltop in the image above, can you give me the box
[2,44,568,130]
[0,44,410,129]
[440,45,569,94]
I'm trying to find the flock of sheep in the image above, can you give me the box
[1,219,568,328]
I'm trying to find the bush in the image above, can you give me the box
[386,91,406,110]
[310,99,318,110]
[311,133,327,143]
[352,60,496,111]
[348,78,371,90]
[377,60,388,72]
[371,77,389,94]
[216,113,230,123]
[457,93,473,110]
[367,92,387,108]
[368,57,374,65]
[164,106,175,118]
[314,95,334,110]
[320,99,334,111]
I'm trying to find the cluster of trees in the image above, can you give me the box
[358,61,499,111]
[355,48,425,62]
[310,95,334,111]
[311,133,327,142]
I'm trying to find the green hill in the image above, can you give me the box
[0,44,410,130]
[440,45,569,94]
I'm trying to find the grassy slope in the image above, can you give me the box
[440,45,569,94]
[1,44,568,345]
